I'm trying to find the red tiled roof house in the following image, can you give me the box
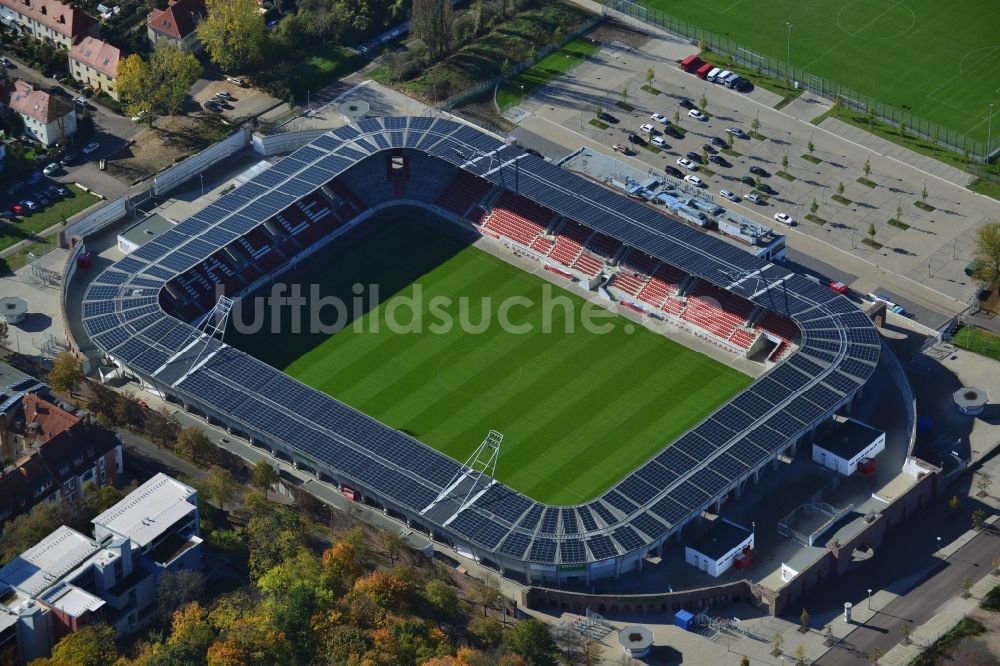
[68,37,121,101]
[0,0,98,49]
[147,0,206,53]
[0,79,77,146]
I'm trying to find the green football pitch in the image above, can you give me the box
[229,213,751,504]
[640,0,1000,143]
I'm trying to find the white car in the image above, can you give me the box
[82,141,100,155]
[716,70,732,82]
[745,193,762,204]
[684,174,704,187]
[774,212,796,226]
[688,109,707,121]
[676,157,697,170]
[650,112,668,124]
[640,123,655,134]
[725,127,748,138]
[651,136,668,148]
[720,189,739,202]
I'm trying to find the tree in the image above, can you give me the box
[807,139,815,155]
[673,108,680,124]
[0,320,8,348]
[922,185,929,203]
[771,632,784,656]
[976,472,993,496]
[273,582,319,663]
[795,644,806,664]
[751,112,760,133]
[810,199,818,216]
[80,481,129,517]
[782,153,789,170]
[868,647,884,664]
[949,495,961,513]
[620,88,628,107]
[962,575,974,597]
[380,530,404,563]
[740,657,750,666]
[176,427,215,463]
[837,181,845,196]
[49,351,84,396]
[972,508,987,531]
[156,569,206,620]
[472,574,504,617]
[594,105,602,122]
[115,393,145,430]
[866,106,875,125]
[727,132,734,148]
[899,621,911,644]
[201,468,240,510]
[423,578,458,619]
[0,502,71,564]
[973,221,1000,284]
[411,0,454,63]
[899,121,906,137]
[118,42,201,121]
[863,157,872,179]
[250,459,277,498]
[468,616,503,648]
[581,640,604,665]
[868,223,877,241]
[800,607,810,630]
[699,93,707,112]
[645,67,654,87]
[198,0,266,73]
[505,619,557,666]
[32,624,118,666]
[896,204,903,223]
[148,407,181,444]
[702,148,709,165]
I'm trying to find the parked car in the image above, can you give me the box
[42,162,60,176]
[757,182,776,195]
[25,172,42,185]
[749,165,770,177]
[20,199,38,211]
[60,152,78,166]
[0,211,16,222]
[688,109,707,121]
[639,122,655,134]
[10,204,24,216]
[664,126,684,139]
[35,192,50,206]
[612,143,633,155]
[745,193,763,205]
[829,281,849,295]
[0,56,12,68]
[683,174,704,187]
[47,184,68,198]
[677,97,695,109]
[685,151,702,163]
[627,133,645,145]
[702,143,717,154]
[723,73,742,88]
[72,96,87,107]
[676,157,697,170]
[773,212,795,226]
[82,142,100,155]
[720,189,739,202]
[706,67,721,83]
[740,175,756,186]
[708,155,730,167]
[226,76,248,87]
[711,136,727,148]
[651,135,669,148]
[725,127,748,139]
[664,165,684,179]
[650,112,668,124]
[599,112,619,124]
[715,70,732,83]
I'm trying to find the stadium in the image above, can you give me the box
[82,116,880,584]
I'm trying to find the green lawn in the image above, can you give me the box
[0,184,100,259]
[230,214,750,504]
[496,39,599,110]
[640,0,1000,144]
[952,324,1000,362]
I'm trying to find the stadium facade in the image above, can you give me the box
[83,117,880,584]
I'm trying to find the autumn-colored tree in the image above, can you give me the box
[321,540,363,593]
[423,578,459,619]
[380,529,405,563]
[250,459,278,498]
[973,221,1000,284]
[206,612,291,666]
[257,547,322,600]
[30,624,118,666]
[505,619,558,666]
[472,574,504,617]
[246,506,309,581]
[198,0,266,72]
[49,351,84,396]
[468,615,504,648]
[350,570,411,612]
[176,427,215,463]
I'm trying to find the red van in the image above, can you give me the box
[695,63,713,79]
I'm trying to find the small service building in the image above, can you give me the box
[685,519,754,578]
[813,418,885,476]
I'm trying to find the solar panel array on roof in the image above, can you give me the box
[80,117,881,565]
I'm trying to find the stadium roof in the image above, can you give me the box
[82,116,880,565]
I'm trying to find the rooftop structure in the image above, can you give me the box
[68,36,120,78]
[0,527,98,599]
[93,473,197,548]
[0,0,97,45]
[118,213,175,255]
[147,0,205,51]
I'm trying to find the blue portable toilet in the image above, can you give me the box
[674,609,695,631]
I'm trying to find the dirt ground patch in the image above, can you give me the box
[106,116,232,185]
[587,21,651,50]
[940,608,1000,666]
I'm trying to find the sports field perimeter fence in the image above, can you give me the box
[604,0,1000,170]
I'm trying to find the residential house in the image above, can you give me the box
[67,37,121,101]
[146,0,206,53]
[0,392,122,526]
[1,80,77,147]
[0,0,98,50]
[0,474,202,664]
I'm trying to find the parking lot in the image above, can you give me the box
[504,28,1000,324]
[191,77,282,122]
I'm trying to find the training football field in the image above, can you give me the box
[641,0,1000,142]
[230,214,750,504]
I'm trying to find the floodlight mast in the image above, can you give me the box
[169,295,234,382]
[423,430,504,517]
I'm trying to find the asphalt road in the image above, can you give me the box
[816,527,998,665]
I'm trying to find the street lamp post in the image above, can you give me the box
[785,22,793,78]
[200,173,204,197]
[988,103,995,160]
[867,588,872,610]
